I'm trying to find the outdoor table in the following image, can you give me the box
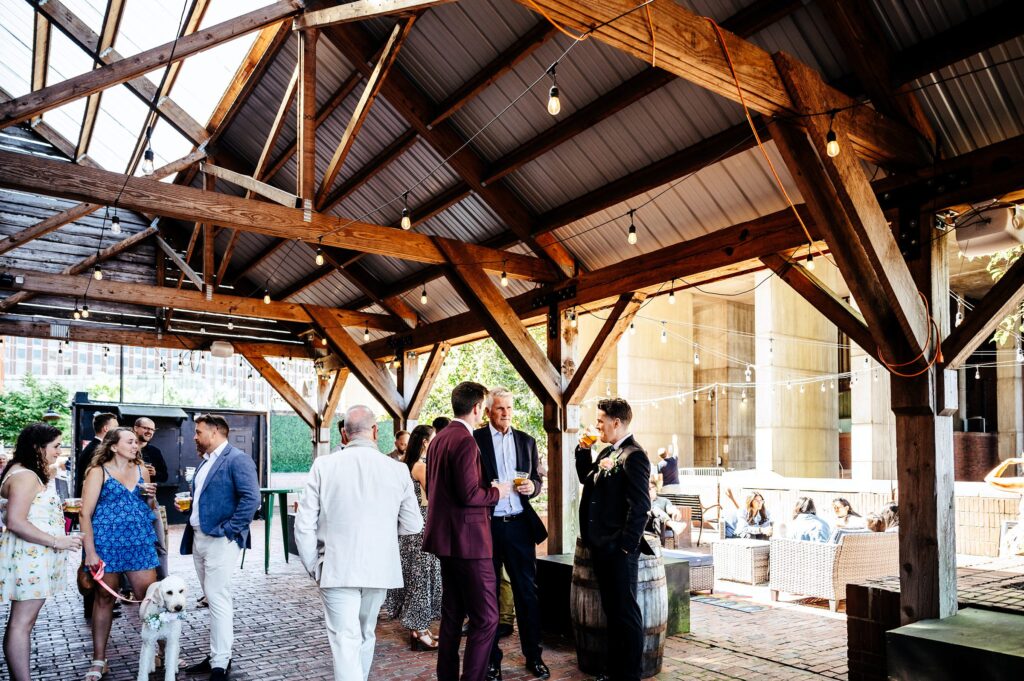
[259,487,302,574]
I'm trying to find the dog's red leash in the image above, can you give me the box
[88,560,144,604]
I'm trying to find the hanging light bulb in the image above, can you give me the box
[825,111,840,158]
[660,322,667,344]
[693,392,699,404]
[263,289,271,305]
[830,380,836,389]
[73,307,81,320]
[744,367,752,382]
[627,210,637,245]
[500,261,508,288]
[546,63,560,116]
[974,366,981,380]
[321,336,328,346]
[786,381,792,390]
[955,298,965,327]
[693,350,700,365]
[605,379,611,397]
[141,126,155,174]
[110,215,121,234]
[707,389,713,402]
[363,325,370,342]
[93,266,103,281]
[741,388,747,400]
[669,285,675,305]
[420,286,428,305]
[820,382,826,392]
[805,247,815,271]
[393,356,401,369]
[315,242,325,267]
[570,309,578,329]
[81,304,90,319]
[227,321,234,331]
[400,192,412,230]
[629,321,636,335]
[768,337,774,355]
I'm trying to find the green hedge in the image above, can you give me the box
[270,412,396,472]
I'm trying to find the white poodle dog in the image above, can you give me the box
[137,575,188,681]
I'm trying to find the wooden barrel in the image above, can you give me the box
[569,536,668,677]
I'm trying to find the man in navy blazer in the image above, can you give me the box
[180,414,260,680]
[474,387,548,680]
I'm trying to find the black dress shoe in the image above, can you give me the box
[184,656,212,674]
[209,661,232,680]
[485,663,502,680]
[526,659,551,679]
[496,622,514,638]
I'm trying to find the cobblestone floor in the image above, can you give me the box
[2,522,849,680]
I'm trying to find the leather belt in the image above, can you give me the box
[493,512,523,523]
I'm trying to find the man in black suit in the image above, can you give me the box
[474,387,548,681]
[575,398,652,681]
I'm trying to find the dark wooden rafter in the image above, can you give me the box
[429,21,557,129]
[436,238,562,405]
[514,0,930,167]
[0,149,204,257]
[322,23,578,277]
[316,19,413,210]
[563,292,646,404]
[0,320,309,358]
[0,1,302,129]
[760,252,879,362]
[405,343,445,420]
[942,256,1024,369]
[241,351,317,426]
[27,0,207,145]
[0,227,157,313]
[818,0,935,147]
[305,304,405,418]
[293,0,453,28]
[0,151,559,282]
[768,54,931,361]
[297,27,318,205]
[3,268,406,331]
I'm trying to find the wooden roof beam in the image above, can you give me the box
[322,22,578,277]
[942,256,1024,370]
[1,0,302,129]
[294,0,452,29]
[563,292,645,405]
[404,343,445,420]
[319,128,418,214]
[513,0,930,167]
[297,27,318,207]
[0,150,558,282]
[241,350,317,427]
[30,9,50,113]
[76,0,128,161]
[316,19,413,210]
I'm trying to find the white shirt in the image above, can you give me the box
[490,425,523,517]
[612,433,633,451]
[452,418,475,434]
[190,440,228,528]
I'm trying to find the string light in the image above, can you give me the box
[820,382,826,392]
[227,321,234,331]
[768,337,774,355]
[363,325,370,342]
[660,321,667,343]
[263,289,271,305]
[141,126,156,174]
[315,239,325,267]
[693,349,700,365]
[110,214,121,234]
[73,306,81,320]
[669,279,675,304]
[93,266,103,281]
[393,357,401,370]
[321,336,328,346]
[744,366,753,382]
[805,246,815,271]
[627,210,637,245]
[975,366,981,380]
[500,261,508,288]
[81,304,90,319]
[400,192,412,230]
[799,383,805,394]
[629,321,636,335]
[825,110,840,158]
[570,308,578,329]
[546,64,560,116]
[954,297,964,327]
[420,286,428,305]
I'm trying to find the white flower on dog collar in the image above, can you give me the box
[144,612,185,630]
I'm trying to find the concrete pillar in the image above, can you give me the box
[754,269,840,477]
[996,345,1023,459]
[850,342,897,480]
[693,299,755,469]
[579,295,694,466]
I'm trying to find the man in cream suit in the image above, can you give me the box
[295,405,423,681]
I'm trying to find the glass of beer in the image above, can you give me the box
[63,497,82,514]
[513,471,530,487]
[579,425,599,448]
[174,492,192,512]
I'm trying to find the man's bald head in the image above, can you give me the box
[343,405,377,442]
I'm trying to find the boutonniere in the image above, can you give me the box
[594,450,624,481]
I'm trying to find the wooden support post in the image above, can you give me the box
[405,343,446,424]
[241,351,317,428]
[890,206,958,624]
[395,348,420,431]
[544,304,579,555]
[297,28,318,212]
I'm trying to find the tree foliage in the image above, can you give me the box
[0,374,71,445]
[420,330,547,458]
[269,412,396,472]
[985,244,1024,346]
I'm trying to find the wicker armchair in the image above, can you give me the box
[768,532,899,611]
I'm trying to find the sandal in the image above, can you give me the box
[84,659,107,679]
[410,629,439,651]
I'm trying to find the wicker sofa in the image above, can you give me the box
[768,531,899,611]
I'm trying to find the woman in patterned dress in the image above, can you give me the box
[80,427,160,680]
[394,424,443,650]
[1,423,83,681]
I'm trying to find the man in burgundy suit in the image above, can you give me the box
[423,382,512,681]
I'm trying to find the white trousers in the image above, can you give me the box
[192,528,241,668]
[319,586,386,681]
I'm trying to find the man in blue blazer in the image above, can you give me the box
[180,414,260,680]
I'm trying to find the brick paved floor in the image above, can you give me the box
[1,522,849,681]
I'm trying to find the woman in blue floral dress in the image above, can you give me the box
[80,427,160,680]
[1,423,83,680]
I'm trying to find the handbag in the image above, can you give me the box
[76,559,95,596]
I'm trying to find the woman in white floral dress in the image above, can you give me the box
[1,423,83,680]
